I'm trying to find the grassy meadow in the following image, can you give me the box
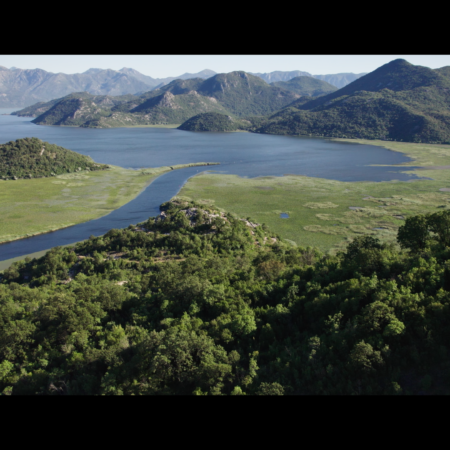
[0,162,217,244]
[177,139,450,253]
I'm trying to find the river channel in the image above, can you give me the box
[0,112,426,261]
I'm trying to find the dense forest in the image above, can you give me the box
[0,137,109,180]
[178,113,251,132]
[256,60,450,144]
[2,199,450,395]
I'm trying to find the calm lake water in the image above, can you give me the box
[0,112,426,261]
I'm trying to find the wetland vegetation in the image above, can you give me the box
[178,140,450,253]
[3,57,450,395]
[0,159,219,244]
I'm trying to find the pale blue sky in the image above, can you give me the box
[2,55,450,78]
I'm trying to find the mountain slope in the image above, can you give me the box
[0,66,218,107]
[271,76,337,97]
[0,67,151,107]
[196,71,299,116]
[102,91,231,127]
[30,92,138,127]
[15,71,299,128]
[28,89,231,128]
[250,70,312,83]
[312,73,367,88]
[178,112,250,132]
[251,70,367,88]
[256,60,450,144]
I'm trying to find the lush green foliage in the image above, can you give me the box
[29,93,138,127]
[179,113,249,132]
[257,60,450,144]
[397,210,450,251]
[0,137,109,180]
[2,201,450,395]
[195,71,299,117]
[271,76,337,97]
[179,113,269,132]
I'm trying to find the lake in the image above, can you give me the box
[0,112,426,261]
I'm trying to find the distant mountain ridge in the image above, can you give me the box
[14,71,300,128]
[312,73,368,88]
[0,64,368,108]
[10,60,450,143]
[0,66,218,108]
[250,70,312,83]
[270,76,337,97]
[251,70,367,88]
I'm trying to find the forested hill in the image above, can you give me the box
[2,198,450,395]
[256,59,450,143]
[270,76,337,97]
[142,72,300,116]
[299,59,448,111]
[0,137,109,180]
[194,71,299,116]
[178,112,251,132]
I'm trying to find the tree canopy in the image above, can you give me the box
[2,201,450,395]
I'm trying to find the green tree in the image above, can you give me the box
[397,214,430,251]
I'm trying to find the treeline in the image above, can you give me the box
[1,201,450,394]
[0,138,109,180]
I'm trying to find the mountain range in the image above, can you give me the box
[255,59,450,143]
[251,71,367,88]
[0,65,366,108]
[12,59,449,144]
[13,72,310,127]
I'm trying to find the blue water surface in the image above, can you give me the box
[0,112,427,261]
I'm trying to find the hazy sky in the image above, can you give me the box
[2,55,450,78]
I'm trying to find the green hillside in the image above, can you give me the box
[12,98,61,117]
[197,71,299,116]
[178,112,250,132]
[156,78,205,96]
[0,137,109,180]
[2,200,450,394]
[107,79,205,114]
[302,59,447,111]
[14,72,299,128]
[256,60,450,144]
[30,92,138,127]
[271,76,337,97]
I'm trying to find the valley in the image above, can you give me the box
[0,161,218,244]
[179,139,450,252]
[2,56,450,396]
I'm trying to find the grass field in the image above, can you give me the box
[178,139,450,253]
[0,162,218,244]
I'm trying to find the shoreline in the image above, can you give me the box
[0,162,219,247]
[0,163,220,270]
